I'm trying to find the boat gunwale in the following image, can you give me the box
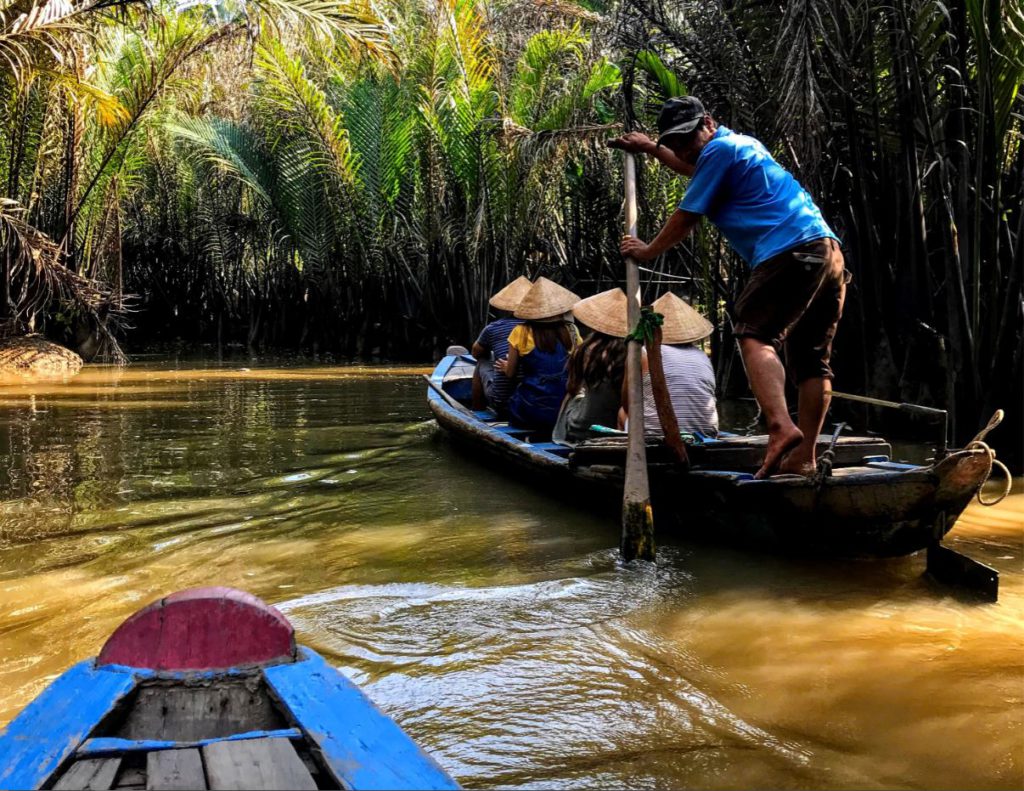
[427,354,978,489]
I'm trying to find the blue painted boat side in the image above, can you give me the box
[429,356,571,467]
[264,649,459,791]
[0,661,146,790]
[428,358,929,486]
[78,727,303,756]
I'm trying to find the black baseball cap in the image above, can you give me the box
[656,96,706,145]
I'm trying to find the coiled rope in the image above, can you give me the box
[963,410,1012,507]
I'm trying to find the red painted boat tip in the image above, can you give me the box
[97,587,296,671]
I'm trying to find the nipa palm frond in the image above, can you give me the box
[0,0,79,85]
[167,115,276,204]
[254,37,360,189]
[248,0,397,72]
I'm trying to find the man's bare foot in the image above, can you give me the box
[775,452,816,477]
[755,426,803,479]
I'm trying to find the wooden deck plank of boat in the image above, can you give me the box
[202,737,316,790]
[146,748,206,790]
[114,763,145,790]
[264,650,459,790]
[0,661,143,791]
[53,757,122,790]
[120,680,282,742]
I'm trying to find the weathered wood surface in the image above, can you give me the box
[53,757,122,790]
[146,749,205,791]
[571,434,892,472]
[115,679,284,741]
[264,650,459,790]
[112,761,145,790]
[0,661,142,791]
[620,151,655,562]
[202,737,316,790]
[80,728,302,756]
[99,588,295,671]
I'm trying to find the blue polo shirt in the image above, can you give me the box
[679,127,839,267]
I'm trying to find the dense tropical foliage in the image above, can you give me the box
[0,0,1021,456]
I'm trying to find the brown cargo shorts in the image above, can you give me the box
[732,237,849,383]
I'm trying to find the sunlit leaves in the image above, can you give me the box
[0,0,78,84]
[634,50,684,102]
[248,0,396,71]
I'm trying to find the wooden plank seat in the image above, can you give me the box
[147,749,204,790]
[489,424,531,435]
[50,739,321,790]
[570,434,893,472]
[203,738,316,790]
[52,758,121,791]
[523,442,570,454]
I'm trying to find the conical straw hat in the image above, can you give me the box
[514,277,580,322]
[573,288,629,338]
[651,292,713,344]
[489,276,532,311]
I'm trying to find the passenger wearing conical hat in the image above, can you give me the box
[552,288,628,444]
[471,276,531,415]
[498,277,581,432]
[619,292,719,438]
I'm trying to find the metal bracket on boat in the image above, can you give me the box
[924,513,999,602]
[812,422,847,485]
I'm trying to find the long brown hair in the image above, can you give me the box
[529,321,573,353]
[567,331,626,395]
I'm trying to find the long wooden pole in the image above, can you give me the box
[621,153,655,562]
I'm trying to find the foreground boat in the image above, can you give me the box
[427,353,999,560]
[0,587,458,791]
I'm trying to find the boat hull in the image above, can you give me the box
[428,355,992,558]
[0,588,458,790]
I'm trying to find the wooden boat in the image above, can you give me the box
[427,352,999,560]
[0,587,458,791]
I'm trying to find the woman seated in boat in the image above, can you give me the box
[553,288,628,444]
[620,292,719,438]
[471,276,531,415]
[496,277,581,432]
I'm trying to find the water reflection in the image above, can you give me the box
[0,363,1020,789]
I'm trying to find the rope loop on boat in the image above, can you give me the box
[965,439,1012,507]
[963,410,1011,507]
[812,422,847,486]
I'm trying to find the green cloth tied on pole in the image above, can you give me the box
[626,308,664,344]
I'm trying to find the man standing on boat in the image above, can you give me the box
[609,97,848,478]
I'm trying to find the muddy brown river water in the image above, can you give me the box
[0,363,1020,789]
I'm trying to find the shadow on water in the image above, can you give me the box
[0,363,1020,789]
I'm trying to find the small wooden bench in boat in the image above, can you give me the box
[568,433,893,472]
[0,588,459,791]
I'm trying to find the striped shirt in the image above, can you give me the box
[642,344,719,437]
[475,317,523,405]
